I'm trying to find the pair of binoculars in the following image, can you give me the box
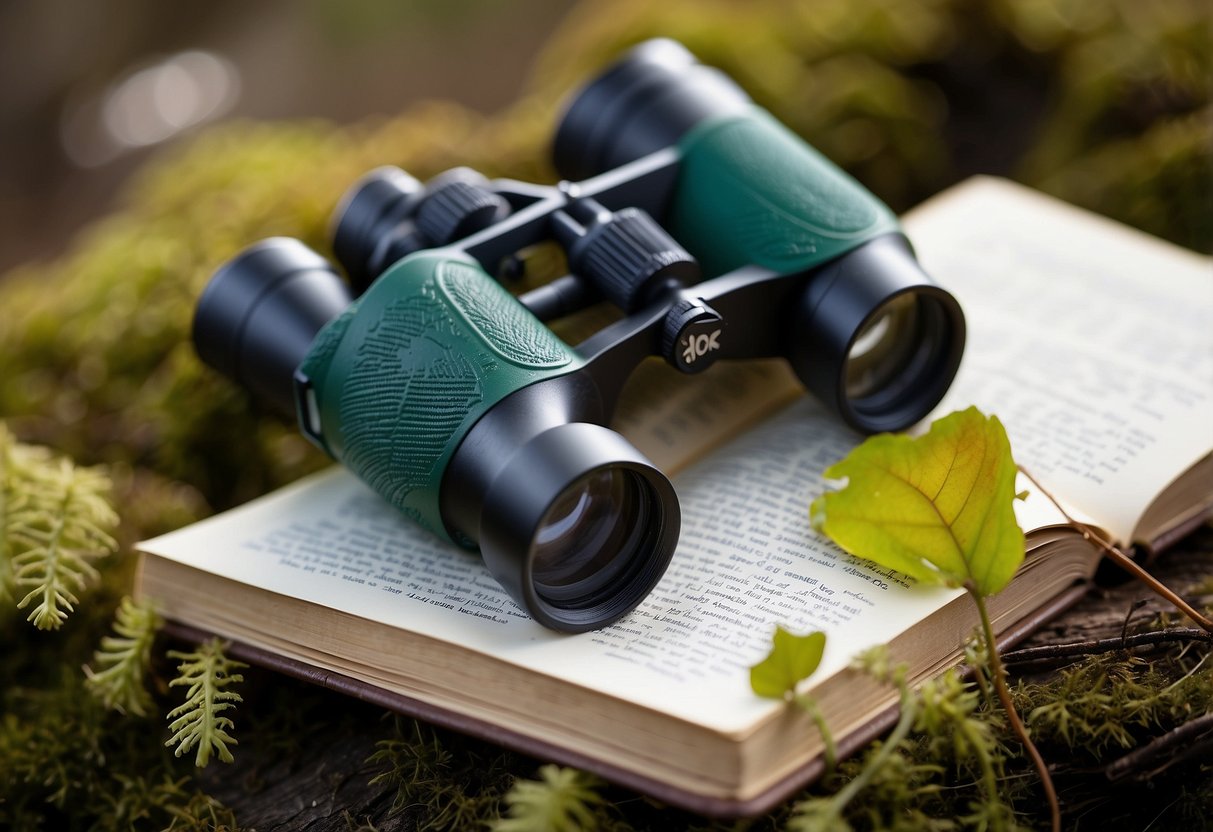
[193,39,965,632]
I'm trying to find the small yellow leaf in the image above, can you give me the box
[750,626,827,699]
[810,407,1024,597]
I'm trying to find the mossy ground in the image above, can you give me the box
[1,1,1209,828]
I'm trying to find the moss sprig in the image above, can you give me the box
[0,423,118,629]
[0,423,38,604]
[84,594,163,717]
[492,765,606,832]
[165,638,246,767]
[781,646,1033,832]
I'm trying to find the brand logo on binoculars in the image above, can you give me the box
[681,329,722,364]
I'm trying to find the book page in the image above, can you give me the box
[910,178,1213,544]
[140,398,964,734]
[611,359,802,475]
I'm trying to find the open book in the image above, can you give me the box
[136,178,1213,816]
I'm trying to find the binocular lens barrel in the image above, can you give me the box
[193,238,353,415]
[790,235,965,434]
[553,39,751,181]
[330,167,424,293]
[473,422,678,632]
[195,240,677,632]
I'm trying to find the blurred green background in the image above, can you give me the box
[1,0,1209,507]
[0,0,579,275]
[0,0,1209,828]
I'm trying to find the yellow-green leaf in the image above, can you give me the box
[751,626,827,699]
[810,407,1024,597]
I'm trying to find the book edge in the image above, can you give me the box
[152,576,1090,818]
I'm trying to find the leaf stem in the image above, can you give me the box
[1018,465,1213,633]
[966,640,996,709]
[793,693,837,772]
[971,587,1061,832]
[823,688,919,822]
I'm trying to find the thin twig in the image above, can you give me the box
[1104,713,1213,782]
[1001,628,1213,668]
[972,586,1061,832]
[1018,465,1213,633]
[1121,599,1148,646]
[824,692,919,818]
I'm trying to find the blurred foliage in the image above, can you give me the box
[533,0,1211,238]
[492,765,606,832]
[0,0,1209,828]
[84,595,162,717]
[1,424,118,629]
[1,0,1208,512]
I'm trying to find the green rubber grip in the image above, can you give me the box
[671,106,901,277]
[298,250,583,541]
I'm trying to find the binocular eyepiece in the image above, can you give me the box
[193,39,965,632]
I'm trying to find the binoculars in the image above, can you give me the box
[193,39,965,632]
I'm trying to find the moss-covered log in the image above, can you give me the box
[1,0,1209,828]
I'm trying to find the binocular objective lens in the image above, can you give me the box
[844,293,922,402]
[792,235,965,433]
[472,421,679,631]
[531,468,652,606]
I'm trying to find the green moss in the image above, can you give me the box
[165,639,246,768]
[0,669,238,832]
[85,595,162,717]
[366,718,514,830]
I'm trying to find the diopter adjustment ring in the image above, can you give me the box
[661,297,725,373]
[330,166,424,293]
[563,206,699,312]
[415,179,510,245]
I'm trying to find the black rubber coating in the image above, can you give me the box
[193,238,353,415]
[552,38,751,180]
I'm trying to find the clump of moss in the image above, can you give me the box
[0,669,239,832]
[773,628,1211,831]
[365,718,516,830]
